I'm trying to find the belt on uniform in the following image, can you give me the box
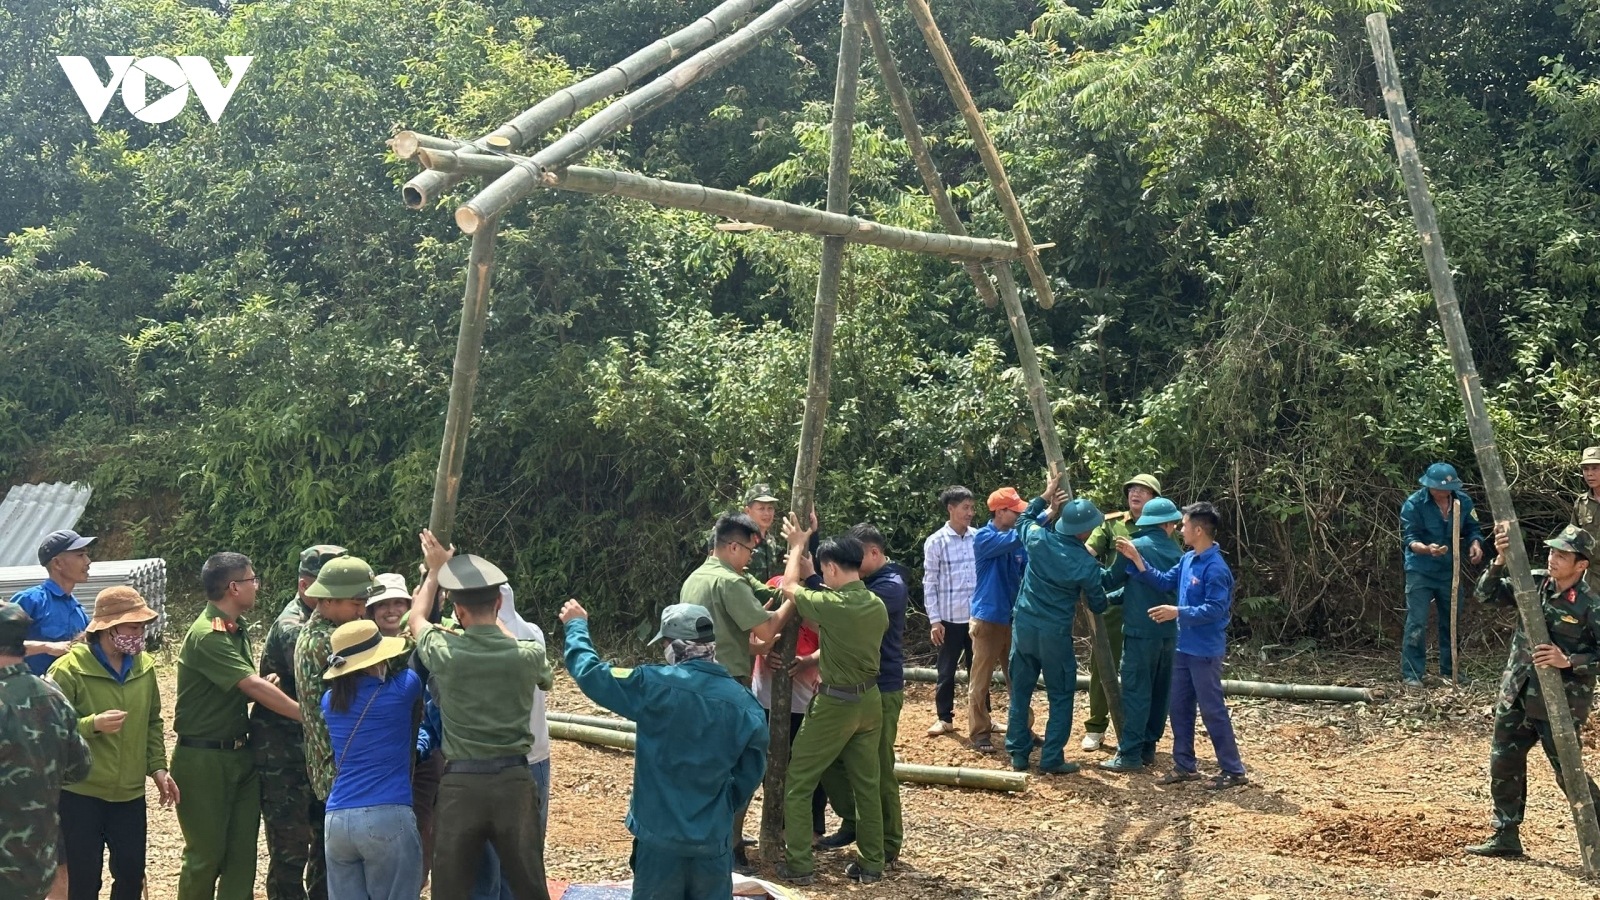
[445,755,527,775]
[178,736,250,751]
[819,682,873,704]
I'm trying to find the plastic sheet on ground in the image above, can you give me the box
[547,874,801,899]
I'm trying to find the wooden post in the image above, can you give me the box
[761,0,865,865]
[428,196,500,548]
[900,0,1054,309]
[1451,498,1461,685]
[994,266,1123,737]
[1366,12,1600,871]
[859,0,1000,307]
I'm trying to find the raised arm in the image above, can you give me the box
[409,529,454,641]
[559,601,644,720]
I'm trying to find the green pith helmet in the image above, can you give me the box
[306,556,381,600]
[1124,474,1162,496]
[1055,498,1105,536]
[1136,497,1183,526]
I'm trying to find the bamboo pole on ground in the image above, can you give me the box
[900,666,1380,703]
[427,180,500,548]
[1366,12,1600,872]
[548,720,1028,790]
[401,0,771,209]
[761,0,865,864]
[859,0,1000,308]
[457,0,827,231]
[900,0,1053,310]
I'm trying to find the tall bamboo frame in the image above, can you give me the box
[400,0,1122,860]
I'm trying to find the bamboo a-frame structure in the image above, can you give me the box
[1366,13,1600,871]
[398,0,1123,861]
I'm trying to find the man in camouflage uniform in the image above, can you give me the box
[251,545,344,900]
[0,603,93,900]
[743,484,784,584]
[294,557,381,806]
[1575,446,1599,594]
[1468,524,1600,857]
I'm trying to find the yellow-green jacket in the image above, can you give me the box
[47,643,167,802]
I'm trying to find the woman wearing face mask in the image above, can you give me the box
[46,586,179,900]
[320,619,425,900]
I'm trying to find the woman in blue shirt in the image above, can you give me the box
[320,620,425,900]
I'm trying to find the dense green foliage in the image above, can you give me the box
[2,0,1597,651]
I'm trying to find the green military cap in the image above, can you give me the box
[1124,474,1162,495]
[0,601,34,647]
[306,556,381,599]
[1581,446,1600,468]
[437,554,508,591]
[650,603,716,644]
[298,544,348,576]
[1546,524,1595,561]
[743,483,780,505]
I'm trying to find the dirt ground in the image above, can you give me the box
[127,648,1600,900]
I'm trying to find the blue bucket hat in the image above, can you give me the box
[1419,463,1462,491]
[1135,497,1183,526]
[1054,498,1105,537]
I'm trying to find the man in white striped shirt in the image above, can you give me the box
[922,486,977,737]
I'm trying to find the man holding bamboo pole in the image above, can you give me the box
[1575,446,1600,595]
[1399,463,1484,686]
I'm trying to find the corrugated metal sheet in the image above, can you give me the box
[0,559,169,646]
[0,482,93,567]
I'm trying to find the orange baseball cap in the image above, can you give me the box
[987,487,1028,513]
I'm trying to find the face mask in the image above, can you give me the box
[111,632,146,655]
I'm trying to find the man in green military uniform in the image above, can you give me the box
[409,530,554,899]
[294,556,382,806]
[743,484,784,584]
[774,513,890,886]
[1467,524,1600,858]
[173,553,303,900]
[251,544,344,900]
[0,603,92,900]
[1574,446,1599,594]
[1081,474,1170,751]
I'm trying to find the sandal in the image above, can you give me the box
[1204,772,1249,791]
[1156,769,1202,785]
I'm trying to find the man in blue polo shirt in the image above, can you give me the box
[15,529,95,675]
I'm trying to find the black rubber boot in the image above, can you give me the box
[817,828,857,850]
[1466,828,1524,858]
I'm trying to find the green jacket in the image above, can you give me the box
[47,644,167,803]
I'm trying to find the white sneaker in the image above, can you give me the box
[1081,731,1104,752]
[926,719,956,737]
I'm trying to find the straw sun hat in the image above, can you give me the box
[322,620,409,680]
[86,586,158,632]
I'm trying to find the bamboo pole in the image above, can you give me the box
[1451,498,1462,685]
[900,666,1380,703]
[549,719,1028,790]
[549,710,638,732]
[401,0,771,209]
[761,0,866,864]
[457,0,827,231]
[427,181,500,548]
[1366,13,1600,872]
[900,0,1054,309]
[859,0,1000,308]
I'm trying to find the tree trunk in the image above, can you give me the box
[1366,12,1600,872]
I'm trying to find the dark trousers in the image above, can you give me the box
[629,840,732,900]
[1403,577,1464,680]
[260,763,326,900]
[411,753,445,884]
[1116,635,1175,762]
[934,621,972,723]
[59,790,145,900]
[433,765,549,900]
[1489,702,1600,829]
[1170,651,1244,775]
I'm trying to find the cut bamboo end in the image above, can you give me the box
[455,204,487,234]
[392,131,423,160]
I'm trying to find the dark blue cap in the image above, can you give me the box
[38,529,95,567]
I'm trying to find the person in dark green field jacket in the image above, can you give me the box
[560,600,767,900]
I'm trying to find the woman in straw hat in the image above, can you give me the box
[319,619,425,900]
[46,586,178,900]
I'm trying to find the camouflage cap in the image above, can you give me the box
[1124,474,1162,496]
[438,554,508,591]
[743,484,780,505]
[1545,524,1595,561]
[1581,446,1600,468]
[298,544,348,576]
[305,556,382,600]
[0,601,34,648]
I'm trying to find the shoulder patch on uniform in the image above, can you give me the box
[1105,511,1129,521]
[611,667,633,678]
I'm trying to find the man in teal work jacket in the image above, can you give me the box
[1400,463,1484,685]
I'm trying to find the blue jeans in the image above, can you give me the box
[1004,620,1077,768]
[324,804,423,900]
[473,758,551,900]
[1169,652,1244,776]
[1403,577,1464,680]
[630,839,733,900]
